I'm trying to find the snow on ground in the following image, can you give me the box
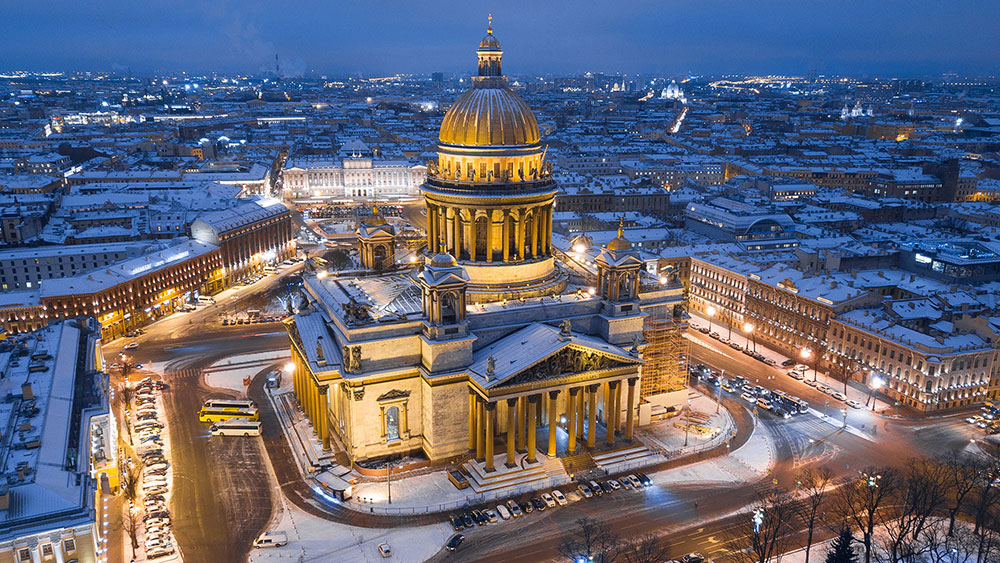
[250,482,452,563]
[640,391,734,453]
[351,468,467,509]
[649,417,774,486]
[203,350,291,394]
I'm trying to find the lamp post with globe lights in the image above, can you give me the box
[744,322,756,354]
[801,347,816,382]
[706,305,716,334]
[867,375,884,411]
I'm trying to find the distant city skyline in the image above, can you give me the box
[4,0,1000,77]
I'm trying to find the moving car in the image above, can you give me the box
[741,392,757,403]
[445,534,465,552]
[253,531,288,548]
[636,473,651,486]
[124,342,139,350]
[378,542,392,558]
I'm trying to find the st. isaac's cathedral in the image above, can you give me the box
[286,21,686,475]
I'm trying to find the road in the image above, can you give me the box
[424,331,985,562]
[106,273,294,563]
[107,266,987,563]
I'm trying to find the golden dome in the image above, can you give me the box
[429,252,458,268]
[479,32,501,51]
[439,86,540,147]
[607,219,632,251]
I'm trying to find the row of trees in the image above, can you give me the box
[729,450,1000,563]
[557,449,1000,563]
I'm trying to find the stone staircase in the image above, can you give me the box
[590,443,663,475]
[559,450,596,476]
[462,453,569,494]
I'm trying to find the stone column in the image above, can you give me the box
[52,539,65,563]
[502,212,510,262]
[427,205,436,251]
[567,387,579,454]
[506,398,517,467]
[515,396,525,451]
[467,211,477,261]
[453,211,463,258]
[468,393,476,451]
[530,209,539,258]
[516,209,526,260]
[445,209,454,255]
[613,379,623,436]
[484,402,495,471]
[606,380,618,446]
[547,390,560,456]
[486,210,494,262]
[536,395,543,426]
[475,398,485,460]
[526,395,538,463]
[587,384,598,448]
[576,387,585,439]
[319,386,330,450]
[626,377,638,441]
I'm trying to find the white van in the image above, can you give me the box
[253,531,288,548]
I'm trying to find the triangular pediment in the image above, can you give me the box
[492,345,640,389]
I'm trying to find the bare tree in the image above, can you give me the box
[557,517,622,563]
[833,466,899,563]
[619,533,670,563]
[119,358,137,381]
[794,466,834,563]
[938,450,984,536]
[924,522,981,563]
[118,383,134,443]
[875,457,949,563]
[727,490,798,563]
[121,507,141,559]
[119,460,142,507]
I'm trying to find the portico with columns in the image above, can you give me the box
[464,322,643,471]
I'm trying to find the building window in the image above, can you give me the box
[41,544,53,556]
[17,549,30,562]
[385,406,400,442]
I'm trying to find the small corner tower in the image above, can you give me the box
[357,203,396,271]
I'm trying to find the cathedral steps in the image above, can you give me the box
[559,450,596,475]
[590,443,663,474]
[462,453,569,494]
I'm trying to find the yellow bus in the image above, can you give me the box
[198,406,259,422]
[203,399,255,411]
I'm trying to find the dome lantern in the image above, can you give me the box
[477,14,502,77]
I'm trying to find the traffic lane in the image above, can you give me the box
[245,370,447,529]
[688,335,886,433]
[163,361,273,563]
[428,481,774,563]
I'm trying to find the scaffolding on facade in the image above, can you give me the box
[640,308,690,398]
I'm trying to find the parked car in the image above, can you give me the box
[788,371,804,380]
[636,473,651,487]
[506,500,523,517]
[450,515,463,531]
[461,513,474,528]
[551,489,568,505]
[781,359,797,367]
[541,492,557,507]
[709,332,720,339]
[496,505,511,520]
[253,531,288,548]
[607,479,621,491]
[484,509,499,523]
[626,475,642,488]
[846,400,864,409]
[681,553,706,563]
[588,480,604,496]
[521,499,533,514]
[577,483,593,498]
[619,477,632,490]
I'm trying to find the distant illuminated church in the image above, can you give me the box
[660,80,686,103]
[285,19,685,480]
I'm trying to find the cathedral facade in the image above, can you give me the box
[286,22,685,471]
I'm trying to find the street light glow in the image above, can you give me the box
[706,306,716,318]
[871,376,884,390]
[284,362,295,372]
[743,322,754,333]
[800,348,812,359]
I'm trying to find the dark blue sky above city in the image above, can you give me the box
[5,0,1000,77]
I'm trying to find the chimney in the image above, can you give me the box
[21,383,33,400]
[0,485,8,511]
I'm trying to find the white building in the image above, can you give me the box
[281,156,426,203]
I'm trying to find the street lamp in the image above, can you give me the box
[744,322,756,354]
[801,348,816,382]
[868,375,884,411]
[706,306,716,334]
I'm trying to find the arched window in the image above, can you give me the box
[385,406,400,442]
